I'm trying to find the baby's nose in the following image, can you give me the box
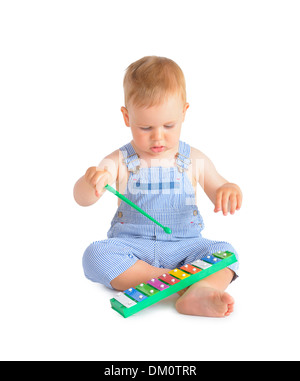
[152,127,164,140]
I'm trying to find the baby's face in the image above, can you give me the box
[121,94,189,159]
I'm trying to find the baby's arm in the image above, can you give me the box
[191,147,242,215]
[73,149,120,207]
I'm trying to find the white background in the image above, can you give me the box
[1,0,299,361]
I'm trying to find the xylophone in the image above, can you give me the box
[110,251,237,318]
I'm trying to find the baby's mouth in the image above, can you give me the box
[151,146,165,153]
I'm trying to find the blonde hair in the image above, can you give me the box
[123,56,186,108]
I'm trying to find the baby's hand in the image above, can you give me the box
[214,183,242,216]
[84,167,111,198]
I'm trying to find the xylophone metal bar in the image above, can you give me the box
[110,252,237,318]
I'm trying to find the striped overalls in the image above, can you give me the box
[83,141,239,289]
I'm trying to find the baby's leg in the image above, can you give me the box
[111,260,171,291]
[83,239,169,290]
[175,268,235,318]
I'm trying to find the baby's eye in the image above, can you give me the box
[164,124,174,129]
[140,127,151,131]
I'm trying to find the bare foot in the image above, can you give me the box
[175,286,234,317]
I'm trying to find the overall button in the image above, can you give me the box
[118,212,123,218]
[193,210,198,216]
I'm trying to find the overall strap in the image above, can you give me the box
[176,141,191,172]
[120,142,140,174]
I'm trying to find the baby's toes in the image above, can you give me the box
[222,293,235,316]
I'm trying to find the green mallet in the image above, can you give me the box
[104,184,172,234]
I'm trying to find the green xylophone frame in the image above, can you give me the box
[110,253,237,318]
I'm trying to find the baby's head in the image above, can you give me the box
[121,56,189,157]
[123,56,186,109]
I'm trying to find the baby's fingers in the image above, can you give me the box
[222,192,230,216]
[85,167,96,183]
[214,191,223,213]
[236,193,243,210]
[229,194,237,215]
[91,171,104,188]
[95,173,109,197]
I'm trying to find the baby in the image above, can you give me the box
[74,56,242,317]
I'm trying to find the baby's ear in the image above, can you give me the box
[182,103,189,121]
[121,107,130,127]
